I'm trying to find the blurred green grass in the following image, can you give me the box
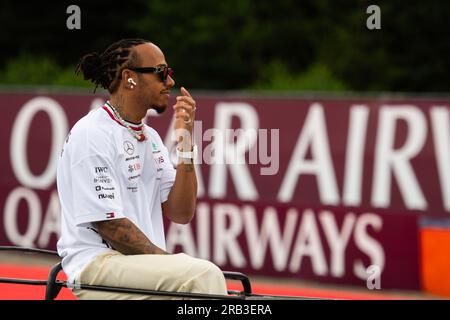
[0,54,90,88]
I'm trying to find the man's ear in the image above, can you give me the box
[121,69,133,87]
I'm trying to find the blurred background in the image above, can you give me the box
[1,0,449,93]
[1,0,450,300]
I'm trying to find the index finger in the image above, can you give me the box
[181,87,192,98]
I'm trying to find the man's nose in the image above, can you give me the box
[165,75,175,88]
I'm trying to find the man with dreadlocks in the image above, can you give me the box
[56,39,227,299]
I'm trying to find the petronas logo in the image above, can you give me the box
[152,142,158,151]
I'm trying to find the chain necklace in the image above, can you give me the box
[106,101,146,142]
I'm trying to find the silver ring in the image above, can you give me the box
[184,119,192,124]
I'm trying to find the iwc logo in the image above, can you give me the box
[123,140,135,155]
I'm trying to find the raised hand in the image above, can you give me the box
[173,87,196,150]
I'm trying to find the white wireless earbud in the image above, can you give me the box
[127,78,137,88]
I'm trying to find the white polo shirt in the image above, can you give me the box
[56,102,176,284]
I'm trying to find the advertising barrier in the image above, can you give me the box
[2,92,449,290]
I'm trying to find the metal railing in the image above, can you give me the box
[0,246,306,300]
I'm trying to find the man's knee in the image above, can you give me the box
[180,259,227,295]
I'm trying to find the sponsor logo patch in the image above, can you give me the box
[106,212,115,219]
[128,163,141,173]
[123,141,135,155]
[98,193,114,199]
[154,156,164,165]
[127,186,138,193]
[94,175,112,184]
[125,155,140,162]
[95,185,114,191]
[95,167,108,174]
[128,174,141,181]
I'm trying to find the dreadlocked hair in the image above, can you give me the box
[76,38,149,93]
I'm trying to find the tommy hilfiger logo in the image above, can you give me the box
[106,212,115,219]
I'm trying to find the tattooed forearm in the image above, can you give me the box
[93,218,167,255]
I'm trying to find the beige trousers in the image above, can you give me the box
[73,252,228,300]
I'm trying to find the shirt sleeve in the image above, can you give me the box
[159,144,176,203]
[71,153,125,227]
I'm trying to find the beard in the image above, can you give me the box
[150,104,167,114]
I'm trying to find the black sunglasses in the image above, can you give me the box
[128,66,174,84]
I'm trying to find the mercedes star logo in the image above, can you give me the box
[123,141,135,155]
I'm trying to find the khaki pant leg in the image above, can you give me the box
[73,252,227,300]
